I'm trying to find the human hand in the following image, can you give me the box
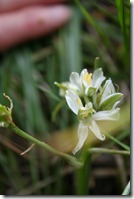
[0,0,71,51]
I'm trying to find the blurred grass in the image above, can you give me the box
[0,0,130,195]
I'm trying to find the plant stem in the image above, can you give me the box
[75,150,91,195]
[105,132,130,151]
[122,181,130,195]
[9,123,83,169]
[88,147,130,156]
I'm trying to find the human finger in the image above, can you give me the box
[0,6,71,51]
[0,0,69,12]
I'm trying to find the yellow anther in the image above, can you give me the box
[83,73,92,86]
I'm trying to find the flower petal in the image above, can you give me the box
[92,108,120,121]
[100,93,123,110]
[80,69,88,81]
[65,90,83,115]
[88,120,105,141]
[70,72,82,91]
[92,68,106,90]
[80,69,92,88]
[73,122,89,154]
[100,79,116,105]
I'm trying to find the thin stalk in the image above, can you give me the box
[105,132,130,151]
[9,123,83,169]
[75,150,91,195]
[102,129,130,149]
[88,147,130,156]
[122,181,130,195]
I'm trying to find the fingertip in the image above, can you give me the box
[49,5,72,22]
[0,6,72,51]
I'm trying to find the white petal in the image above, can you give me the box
[100,79,115,104]
[80,69,92,88]
[92,108,120,121]
[88,120,105,141]
[112,101,120,109]
[70,72,82,91]
[73,122,89,154]
[80,69,88,81]
[65,90,83,115]
[99,93,123,110]
[92,68,106,90]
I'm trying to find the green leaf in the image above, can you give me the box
[115,0,130,51]
[115,0,124,30]
[75,0,109,46]
[105,132,130,151]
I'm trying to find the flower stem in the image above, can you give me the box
[9,123,83,169]
[75,150,91,195]
[122,181,130,195]
[88,147,130,156]
[105,132,130,151]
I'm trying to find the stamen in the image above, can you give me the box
[83,73,92,86]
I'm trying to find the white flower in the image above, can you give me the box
[65,90,120,154]
[55,67,123,155]
[70,68,106,95]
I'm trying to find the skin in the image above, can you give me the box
[0,0,71,51]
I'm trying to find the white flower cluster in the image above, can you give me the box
[55,68,123,154]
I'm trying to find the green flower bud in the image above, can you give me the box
[0,94,13,127]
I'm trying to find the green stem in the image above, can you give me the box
[75,150,91,195]
[9,123,83,169]
[105,132,130,151]
[122,181,130,195]
[88,147,130,156]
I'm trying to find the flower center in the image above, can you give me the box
[83,73,92,86]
